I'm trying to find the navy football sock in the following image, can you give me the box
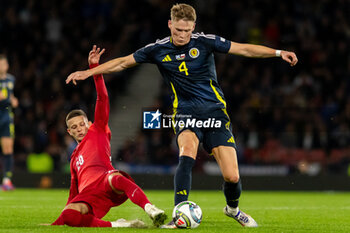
[3,154,14,179]
[174,156,195,205]
[223,180,242,208]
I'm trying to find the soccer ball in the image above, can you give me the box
[172,201,202,228]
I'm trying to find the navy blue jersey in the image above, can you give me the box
[133,32,231,114]
[0,74,15,110]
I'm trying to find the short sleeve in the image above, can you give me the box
[200,33,231,53]
[8,74,15,85]
[133,44,154,64]
[213,35,231,53]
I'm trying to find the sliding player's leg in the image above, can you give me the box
[52,202,145,228]
[52,202,111,227]
[108,172,167,226]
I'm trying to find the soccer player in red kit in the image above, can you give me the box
[51,46,167,228]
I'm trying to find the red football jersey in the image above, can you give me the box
[67,63,114,203]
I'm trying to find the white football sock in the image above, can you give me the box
[144,203,152,212]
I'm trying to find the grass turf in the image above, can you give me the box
[0,189,349,232]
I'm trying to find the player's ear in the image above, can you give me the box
[67,128,73,136]
[88,121,92,128]
[192,22,196,31]
[168,20,172,30]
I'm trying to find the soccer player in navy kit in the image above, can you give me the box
[0,54,18,191]
[66,4,298,228]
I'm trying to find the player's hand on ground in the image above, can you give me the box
[88,45,105,65]
[39,223,51,226]
[281,51,298,66]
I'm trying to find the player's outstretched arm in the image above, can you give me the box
[66,51,137,85]
[88,45,110,128]
[228,41,298,66]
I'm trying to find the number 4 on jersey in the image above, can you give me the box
[178,61,189,76]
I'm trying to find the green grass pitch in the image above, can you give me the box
[0,189,349,232]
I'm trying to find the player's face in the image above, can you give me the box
[0,59,9,75]
[168,19,195,46]
[67,116,91,143]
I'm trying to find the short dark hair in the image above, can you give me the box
[0,54,8,61]
[66,109,87,127]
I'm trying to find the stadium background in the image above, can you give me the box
[1,0,350,189]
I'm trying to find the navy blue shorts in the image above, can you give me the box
[0,110,14,138]
[174,108,236,153]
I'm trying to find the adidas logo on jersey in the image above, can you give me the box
[162,55,172,62]
[227,137,235,143]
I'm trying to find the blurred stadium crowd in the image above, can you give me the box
[1,0,350,174]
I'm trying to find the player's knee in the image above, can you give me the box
[108,173,126,194]
[179,144,197,157]
[223,173,240,183]
[108,172,123,181]
[64,203,89,214]
[109,173,123,185]
[3,148,13,154]
[178,131,199,157]
[1,142,13,154]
